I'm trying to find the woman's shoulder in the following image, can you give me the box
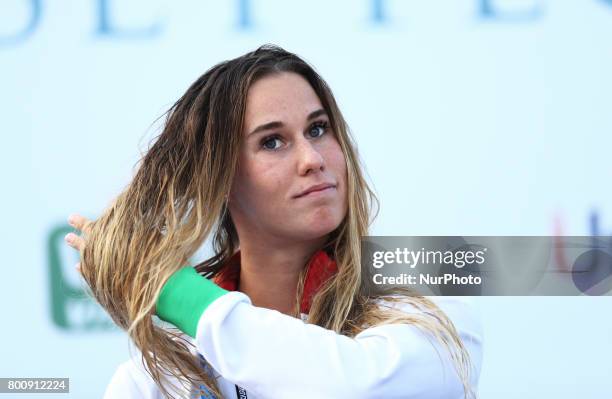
[103,342,200,399]
[103,355,166,399]
[371,295,484,391]
[373,295,484,347]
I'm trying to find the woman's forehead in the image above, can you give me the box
[244,72,324,133]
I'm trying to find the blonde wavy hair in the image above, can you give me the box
[80,44,475,398]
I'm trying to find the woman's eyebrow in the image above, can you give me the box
[306,108,327,121]
[248,121,283,137]
[248,108,328,137]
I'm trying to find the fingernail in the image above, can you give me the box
[65,233,74,243]
[68,215,77,225]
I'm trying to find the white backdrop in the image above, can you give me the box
[2,0,611,397]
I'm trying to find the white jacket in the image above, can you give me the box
[103,293,483,399]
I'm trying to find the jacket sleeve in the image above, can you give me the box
[195,292,484,399]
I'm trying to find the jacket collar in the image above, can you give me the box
[213,249,338,314]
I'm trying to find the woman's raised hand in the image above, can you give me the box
[64,213,93,273]
[62,212,229,337]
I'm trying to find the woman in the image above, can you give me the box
[65,44,483,399]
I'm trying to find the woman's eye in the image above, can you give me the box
[261,135,282,150]
[261,122,329,151]
[308,121,329,138]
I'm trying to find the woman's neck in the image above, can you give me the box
[237,239,326,316]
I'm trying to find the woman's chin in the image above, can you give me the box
[291,218,342,241]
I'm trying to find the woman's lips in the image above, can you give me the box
[295,183,337,198]
[296,185,336,198]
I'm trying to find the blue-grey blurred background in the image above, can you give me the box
[2,0,611,397]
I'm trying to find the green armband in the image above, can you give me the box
[156,267,229,338]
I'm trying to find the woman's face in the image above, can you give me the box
[228,72,348,245]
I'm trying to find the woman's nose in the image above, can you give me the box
[296,139,325,176]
